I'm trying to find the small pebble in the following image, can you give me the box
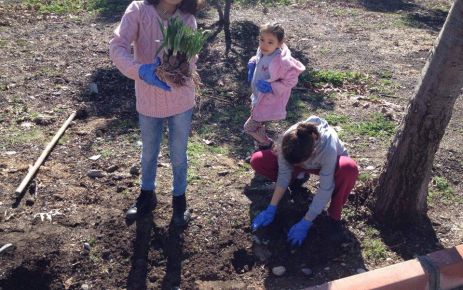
[272,266,286,276]
[81,284,89,290]
[301,267,313,276]
[83,243,91,251]
[0,243,14,255]
[357,268,367,273]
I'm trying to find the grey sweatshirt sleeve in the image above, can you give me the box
[305,145,338,221]
[276,153,293,189]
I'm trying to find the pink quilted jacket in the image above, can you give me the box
[109,1,197,118]
[250,44,305,122]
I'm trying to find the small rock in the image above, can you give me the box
[83,242,91,251]
[130,166,139,176]
[33,114,54,125]
[0,243,15,255]
[25,197,35,206]
[87,169,105,178]
[272,266,286,276]
[102,250,111,260]
[88,82,98,94]
[88,155,101,161]
[324,267,330,271]
[218,170,229,176]
[301,267,313,276]
[81,284,90,290]
[365,165,375,171]
[357,268,367,273]
[106,165,119,173]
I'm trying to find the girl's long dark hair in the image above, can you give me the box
[281,122,320,164]
[146,0,203,15]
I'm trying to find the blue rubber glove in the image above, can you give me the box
[287,218,313,247]
[247,62,256,82]
[256,80,272,93]
[252,204,277,231]
[138,57,171,91]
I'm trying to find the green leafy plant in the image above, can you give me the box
[156,17,207,87]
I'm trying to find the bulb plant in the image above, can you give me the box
[156,17,207,87]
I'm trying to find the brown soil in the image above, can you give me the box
[1,1,462,289]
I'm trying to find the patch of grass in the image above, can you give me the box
[363,238,388,261]
[23,0,127,15]
[100,147,113,158]
[358,172,374,183]
[323,113,349,126]
[362,228,388,261]
[428,176,462,205]
[0,39,8,48]
[345,113,396,138]
[300,69,367,87]
[4,126,45,146]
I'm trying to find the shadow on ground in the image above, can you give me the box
[376,216,443,260]
[244,178,366,288]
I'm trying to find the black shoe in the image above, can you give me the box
[172,194,190,227]
[289,175,309,192]
[125,190,157,224]
[258,140,274,151]
[326,218,349,244]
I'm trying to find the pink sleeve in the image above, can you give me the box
[271,68,301,95]
[109,2,142,81]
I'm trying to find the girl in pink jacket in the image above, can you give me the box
[244,22,306,153]
[109,0,202,227]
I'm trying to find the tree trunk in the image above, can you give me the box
[374,0,463,224]
[223,0,232,54]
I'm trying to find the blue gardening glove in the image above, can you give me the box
[252,204,277,231]
[247,62,256,82]
[256,80,272,93]
[138,57,171,91]
[287,218,313,247]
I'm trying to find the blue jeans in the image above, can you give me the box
[139,108,193,196]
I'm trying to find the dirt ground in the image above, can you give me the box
[1,0,462,289]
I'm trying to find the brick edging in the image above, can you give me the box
[304,244,463,290]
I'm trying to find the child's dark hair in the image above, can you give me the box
[147,0,204,15]
[260,22,285,43]
[281,122,319,164]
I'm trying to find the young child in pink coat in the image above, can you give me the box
[244,22,305,154]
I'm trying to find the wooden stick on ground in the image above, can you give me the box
[15,111,77,197]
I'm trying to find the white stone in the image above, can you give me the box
[301,267,313,275]
[0,243,14,255]
[272,266,286,276]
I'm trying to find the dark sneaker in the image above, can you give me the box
[326,218,349,244]
[258,140,274,151]
[172,194,190,227]
[125,190,157,224]
[289,175,309,192]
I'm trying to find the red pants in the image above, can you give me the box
[250,150,359,220]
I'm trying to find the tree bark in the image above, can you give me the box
[374,0,463,224]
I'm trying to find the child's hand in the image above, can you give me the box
[139,57,171,91]
[256,80,273,93]
[287,218,313,247]
[247,62,256,82]
[252,204,277,231]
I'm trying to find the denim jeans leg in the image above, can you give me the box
[168,108,193,196]
[139,113,164,191]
